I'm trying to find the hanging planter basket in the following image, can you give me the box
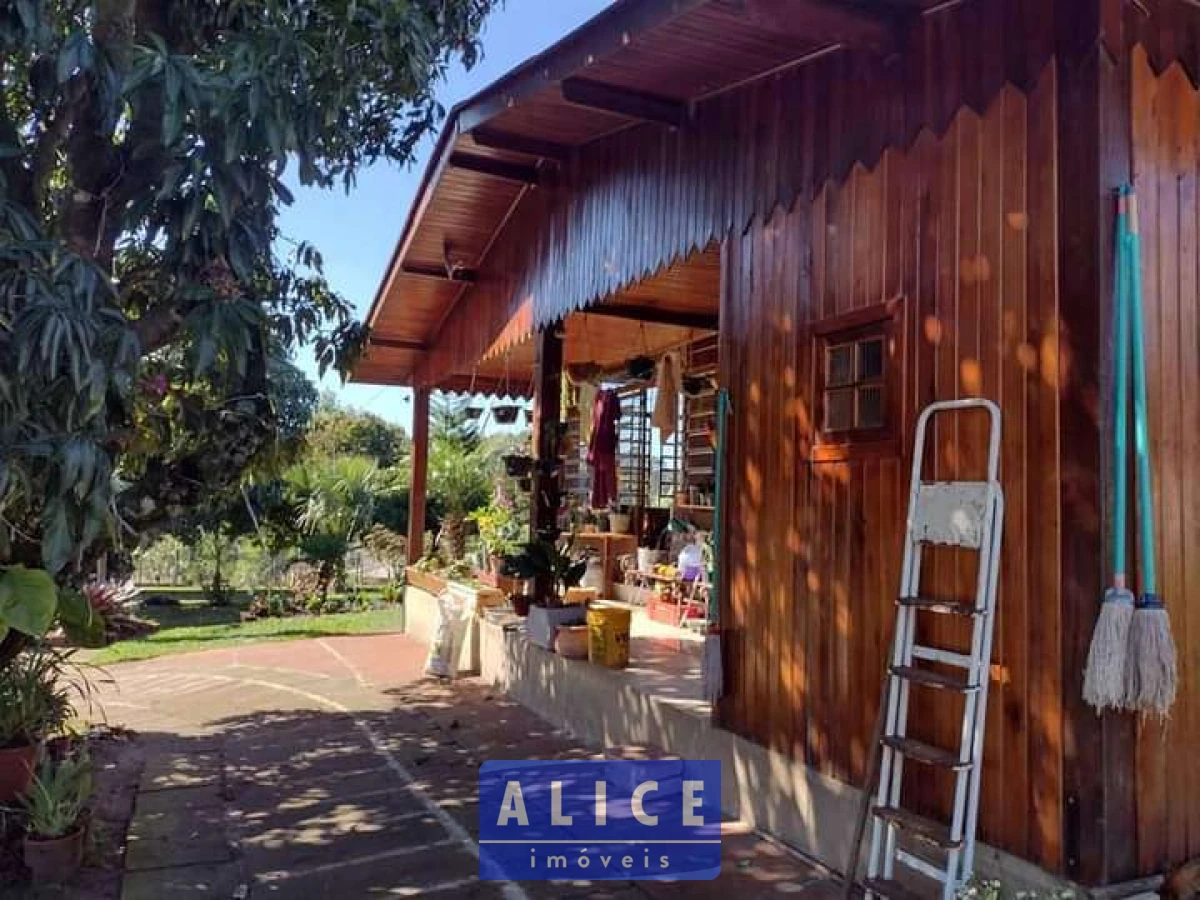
[494,405,520,424]
[682,375,714,397]
[625,355,656,383]
[502,454,535,478]
[465,405,484,420]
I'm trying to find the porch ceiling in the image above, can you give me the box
[450,243,720,395]
[353,0,943,388]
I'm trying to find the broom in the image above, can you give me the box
[1124,188,1178,717]
[702,388,730,704]
[1082,189,1135,713]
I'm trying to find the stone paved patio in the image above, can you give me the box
[95,633,841,899]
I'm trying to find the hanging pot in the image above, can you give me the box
[465,406,484,420]
[502,454,534,478]
[494,405,520,424]
[626,356,655,382]
[682,375,713,397]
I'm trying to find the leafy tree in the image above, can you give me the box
[0,0,493,662]
[360,524,407,583]
[431,395,481,452]
[308,395,408,467]
[171,488,259,603]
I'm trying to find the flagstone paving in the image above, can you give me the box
[95,633,840,899]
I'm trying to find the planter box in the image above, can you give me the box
[405,567,447,595]
[527,604,587,650]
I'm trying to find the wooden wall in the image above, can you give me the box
[1128,44,1200,877]
[717,72,1067,872]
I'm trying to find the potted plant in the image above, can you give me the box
[0,647,75,803]
[608,504,631,534]
[22,746,93,884]
[468,503,523,577]
[502,536,589,650]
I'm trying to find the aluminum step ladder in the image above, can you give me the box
[865,399,1004,900]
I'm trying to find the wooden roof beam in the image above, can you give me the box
[448,151,540,184]
[368,336,427,352]
[561,78,690,128]
[744,0,901,55]
[400,263,477,284]
[470,127,571,162]
[583,304,717,331]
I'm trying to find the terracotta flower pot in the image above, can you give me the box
[0,743,36,803]
[554,625,589,660]
[24,827,85,883]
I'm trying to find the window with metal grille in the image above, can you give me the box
[823,334,886,432]
[812,299,900,453]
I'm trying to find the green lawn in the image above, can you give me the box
[83,602,405,666]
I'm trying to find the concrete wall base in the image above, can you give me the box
[476,621,1074,896]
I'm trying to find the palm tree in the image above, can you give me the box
[428,436,490,560]
[285,456,397,597]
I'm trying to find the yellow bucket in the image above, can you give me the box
[587,605,632,669]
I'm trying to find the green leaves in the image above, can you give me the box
[1,0,495,584]
[56,30,94,84]
[55,590,106,649]
[0,566,58,638]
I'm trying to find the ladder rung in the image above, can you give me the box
[898,596,981,616]
[891,665,979,693]
[863,878,928,900]
[881,736,970,770]
[872,805,962,850]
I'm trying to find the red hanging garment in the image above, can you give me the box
[587,389,621,508]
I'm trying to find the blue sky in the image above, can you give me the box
[276,0,611,432]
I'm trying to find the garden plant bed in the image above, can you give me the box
[404,566,448,595]
[0,728,144,899]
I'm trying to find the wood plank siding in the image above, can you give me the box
[719,76,1065,871]
[1129,44,1200,878]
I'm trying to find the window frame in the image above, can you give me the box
[811,298,903,461]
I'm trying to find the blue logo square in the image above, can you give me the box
[479,759,722,881]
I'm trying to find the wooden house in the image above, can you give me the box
[353,0,1200,889]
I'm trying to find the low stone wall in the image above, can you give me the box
[477,621,1068,894]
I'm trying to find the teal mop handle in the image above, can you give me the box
[1127,190,1159,601]
[1112,190,1131,584]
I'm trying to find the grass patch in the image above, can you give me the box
[83,604,405,666]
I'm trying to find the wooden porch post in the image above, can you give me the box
[408,386,431,562]
[1056,0,1137,884]
[531,325,564,603]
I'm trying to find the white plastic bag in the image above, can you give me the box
[424,589,467,678]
